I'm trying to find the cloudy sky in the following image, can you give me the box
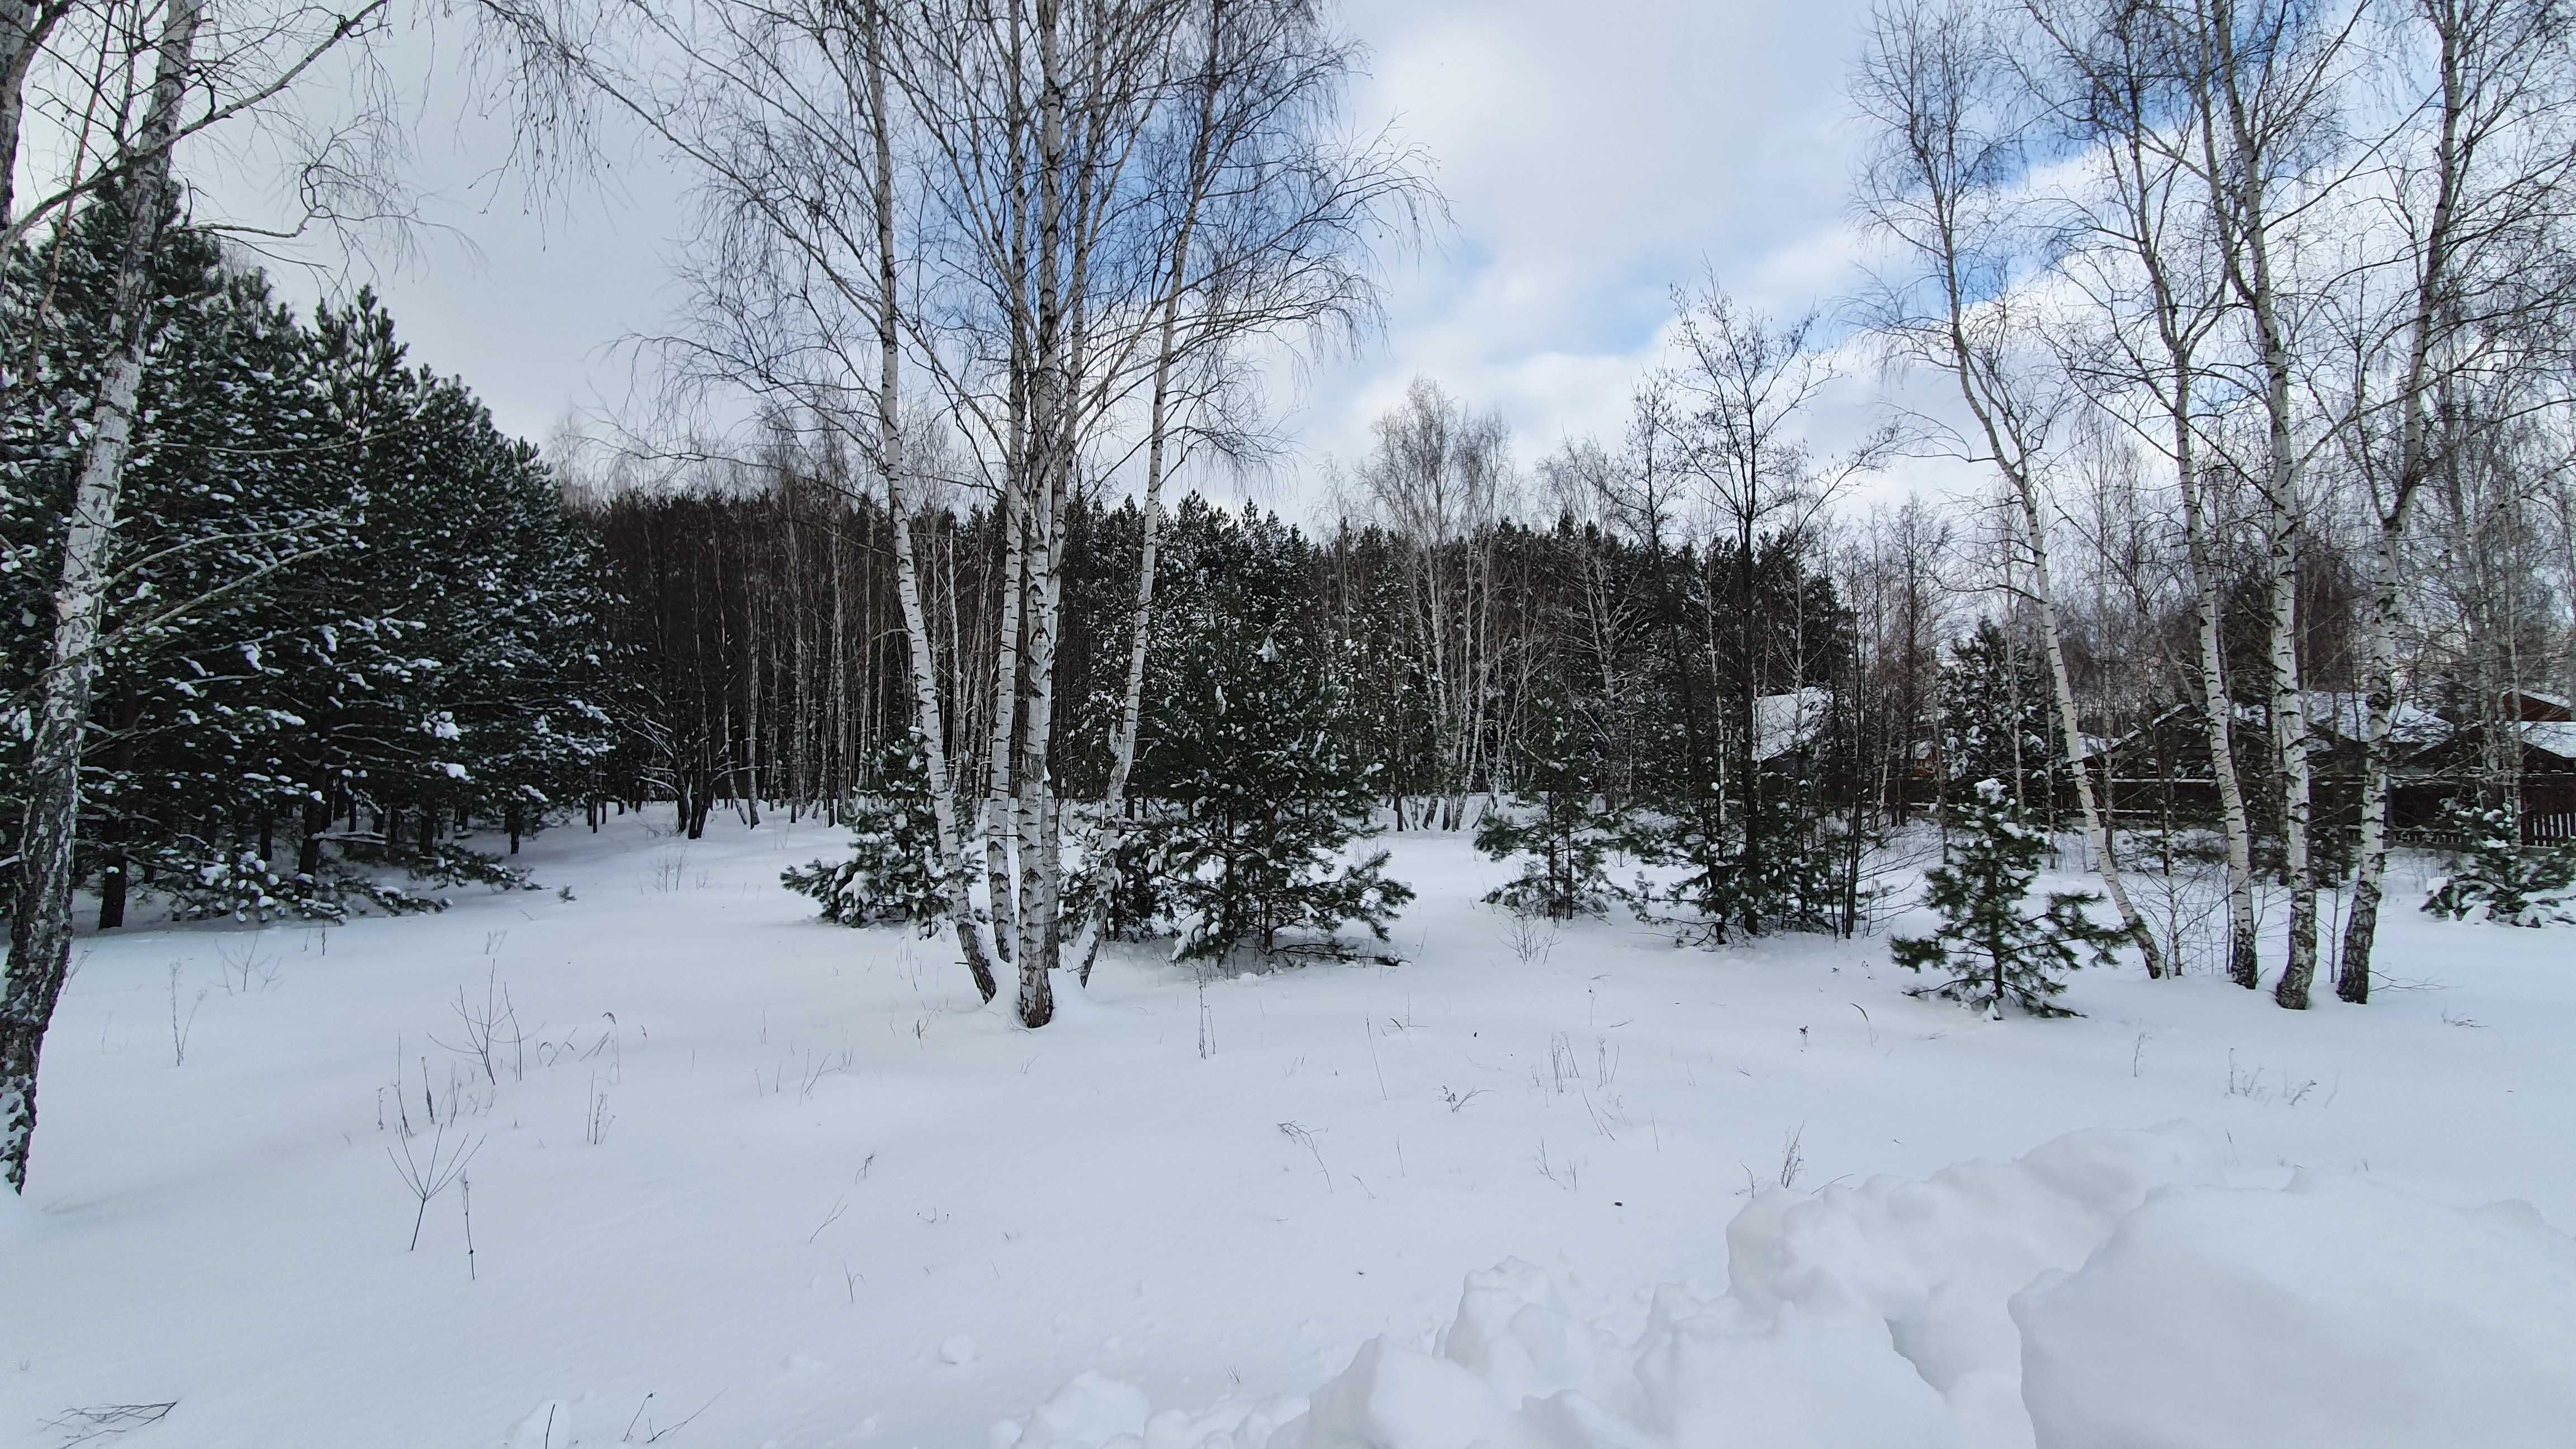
[277,0,1912,505]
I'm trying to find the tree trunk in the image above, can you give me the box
[1073,0,1223,983]
[2182,464,2261,987]
[2338,518,2402,1003]
[2015,485,2167,978]
[869,0,997,1002]
[3,0,201,1195]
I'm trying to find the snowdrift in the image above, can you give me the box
[996,1125,2576,1449]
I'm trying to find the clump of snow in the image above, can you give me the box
[998,1124,2576,1449]
[2017,1173,2576,1448]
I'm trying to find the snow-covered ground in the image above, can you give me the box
[6,817,2573,1447]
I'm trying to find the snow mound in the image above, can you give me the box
[2017,1172,2576,1447]
[996,1124,2576,1449]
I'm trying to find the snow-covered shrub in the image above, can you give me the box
[1622,790,1852,945]
[157,845,312,924]
[2423,801,2576,927]
[782,735,943,932]
[408,842,534,893]
[1893,778,2125,1017]
[145,839,454,922]
[1070,817,1182,943]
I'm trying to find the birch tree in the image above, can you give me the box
[1071,0,1415,984]
[0,0,202,1195]
[1854,0,2169,976]
[2028,0,2266,986]
[2332,0,2576,1001]
[492,0,1418,1021]
[2177,0,2361,1009]
[1351,378,1514,832]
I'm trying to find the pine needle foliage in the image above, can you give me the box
[1476,680,1620,920]
[1133,501,1414,964]
[782,735,944,932]
[2424,802,2576,927]
[1893,779,2124,1017]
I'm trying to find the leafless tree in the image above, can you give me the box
[2,0,392,1194]
[1853,0,2168,974]
[2328,0,2576,1000]
[2025,0,2267,986]
[1659,282,1900,931]
[481,0,1425,1023]
[1350,377,1516,831]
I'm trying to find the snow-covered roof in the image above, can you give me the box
[2521,721,2576,761]
[2225,693,2448,745]
[1754,687,1830,762]
[2301,691,2447,740]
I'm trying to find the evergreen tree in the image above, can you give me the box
[2424,801,2576,927]
[1,216,613,925]
[783,733,943,930]
[1130,500,1413,964]
[1477,678,1620,919]
[1939,617,2057,822]
[1622,783,1849,945]
[1892,778,2125,1017]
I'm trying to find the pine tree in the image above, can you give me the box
[1893,778,2125,1017]
[1939,617,2057,823]
[1130,501,1414,964]
[783,733,944,931]
[2,224,613,926]
[1477,679,1620,920]
[2423,801,2576,927]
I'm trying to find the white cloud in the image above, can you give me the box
[214,1,1916,506]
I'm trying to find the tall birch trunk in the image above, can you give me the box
[1931,301,2165,974]
[1072,0,1224,984]
[2342,6,2476,1005]
[2,0,201,1195]
[2194,1,2320,1008]
[2241,257,2317,1008]
[2014,485,2165,975]
[2180,452,2262,986]
[2125,129,2261,986]
[982,467,1027,962]
[1008,0,1069,1029]
[869,0,998,1001]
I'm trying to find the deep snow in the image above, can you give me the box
[4,815,2573,1447]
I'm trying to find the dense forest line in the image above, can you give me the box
[4,218,2569,984]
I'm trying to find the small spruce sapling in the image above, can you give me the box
[781,735,943,932]
[2424,801,2576,927]
[1893,779,2124,1017]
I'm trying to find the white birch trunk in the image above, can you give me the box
[3,0,201,1195]
[1008,0,1069,1029]
[982,467,1027,962]
[1070,0,1221,981]
[2180,456,2262,987]
[2014,486,2166,976]
[869,0,998,1001]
